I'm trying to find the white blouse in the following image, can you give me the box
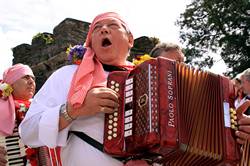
[19,65,123,166]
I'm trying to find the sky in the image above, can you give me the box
[0,0,227,79]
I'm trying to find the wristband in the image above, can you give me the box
[60,103,75,122]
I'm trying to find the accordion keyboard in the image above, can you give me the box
[107,80,121,141]
[124,77,134,138]
[0,125,26,166]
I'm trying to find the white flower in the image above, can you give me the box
[0,82,13,98]
[0,83,8,90]
[19,103,27,112]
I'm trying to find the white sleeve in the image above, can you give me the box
[19,65,77,148]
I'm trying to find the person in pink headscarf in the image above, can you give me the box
[0,63,36,165]
[19,12,149,166]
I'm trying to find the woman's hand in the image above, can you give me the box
[235,114,250,144]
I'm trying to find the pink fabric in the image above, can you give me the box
[67,12,130,108]
[0,63,34,136]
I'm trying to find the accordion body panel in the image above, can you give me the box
[104,58,241,165]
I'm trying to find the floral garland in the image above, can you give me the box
[132,54,153,66]
[15,99,38,166]
[66,45,86,65]
[15,99,31,124]
[0,82,13,99]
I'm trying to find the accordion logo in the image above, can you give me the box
[138,94,148,108]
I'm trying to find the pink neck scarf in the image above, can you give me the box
[0,63,34,136]
[67,12,131,108]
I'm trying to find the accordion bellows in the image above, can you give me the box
[103,57,241,165]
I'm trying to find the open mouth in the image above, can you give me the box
[102,38,112,47]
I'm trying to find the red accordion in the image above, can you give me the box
[103,57,241,165]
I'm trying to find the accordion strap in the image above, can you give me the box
[70,131,126,162]
[70,131,103,152]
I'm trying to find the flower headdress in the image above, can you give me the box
[66,45,86,65]
[132,54,153,66]
[0,82,13,100]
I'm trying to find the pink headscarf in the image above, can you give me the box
[0,63,34,136]
[67,12,131,108]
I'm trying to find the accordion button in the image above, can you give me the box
[114,112,118,116]
[113,122,118,127]
[108,136,112,140]
[113,117,118,122]
[231,125,236,129]
[109,120,113,124]
[113,128,117,132]
[230,109,236,114]
[125,109,133,116]
[108,130,112,135]
[111,81,115,85]
[113,133,117,138]
[108,125,113,129]
[115,83,119,87]
[125,78,133,85]
[111,85,115,89]
[109,115,113,119]
[115,88,119,92]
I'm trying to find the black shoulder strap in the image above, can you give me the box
[70,131,103,152]
[70,131,126,162]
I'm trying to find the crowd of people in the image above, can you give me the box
[0,11,250,166]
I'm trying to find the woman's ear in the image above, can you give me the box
[128,33,134,49]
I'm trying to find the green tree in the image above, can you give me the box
[177,0,250,77]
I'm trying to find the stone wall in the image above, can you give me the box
[12,18,158,91]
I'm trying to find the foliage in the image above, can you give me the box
[32,33,54,45]
[177,0,250,77]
